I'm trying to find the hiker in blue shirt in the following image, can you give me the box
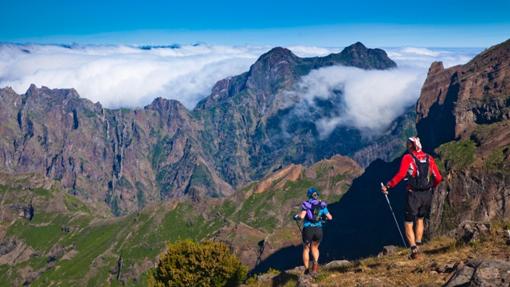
[293,187,332,275]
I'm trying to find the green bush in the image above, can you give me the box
[148,240,247,287]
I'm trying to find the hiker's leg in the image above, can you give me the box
[415,217,424,243]
[311,241,320,263]
[405,191,418,247]
[405,221,416,247]
[303,243,311,269]
[415,189,433,245]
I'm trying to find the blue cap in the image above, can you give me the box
[307,187,319,198]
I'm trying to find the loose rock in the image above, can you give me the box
[324,260,351,270]
[455,221,491,244]
[378,245,398,257]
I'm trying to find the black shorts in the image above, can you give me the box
[302,226,323,244]
[405,189,433,222]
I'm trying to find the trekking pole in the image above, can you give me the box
[294,219,302,234]
[381,183,407,248]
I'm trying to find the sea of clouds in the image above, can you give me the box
[0,43,479,134]
[291,47,479,136]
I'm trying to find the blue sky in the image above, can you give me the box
[1,0,509,46]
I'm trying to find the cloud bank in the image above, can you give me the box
[0,44,267,108]
[293,66,423,135]
[288,46,480,136]
[0,44,344,109]
[0,43,478,134]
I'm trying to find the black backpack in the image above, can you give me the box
[408,153,433,191]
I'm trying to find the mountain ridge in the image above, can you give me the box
[0,42,402,214]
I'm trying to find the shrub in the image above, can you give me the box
[148,240,247,287]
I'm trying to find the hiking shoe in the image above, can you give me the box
[311,261,319,274]
[409,246,422,260]
[304,268,310,275]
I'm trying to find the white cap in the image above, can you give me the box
[408,137,422,152]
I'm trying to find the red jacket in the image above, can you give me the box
[387,150,442,189]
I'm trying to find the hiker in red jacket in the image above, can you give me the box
[381,137,442,259]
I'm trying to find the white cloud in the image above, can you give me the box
[0,44,268,108]
[287,47,479,136]
[287,46,340,57]
[0,43,344,109]
[289,66,423,136]
[386,46,479,69]
[0,43,478,136]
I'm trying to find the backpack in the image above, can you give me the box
[408,153,433,191]
[302,199,326,223]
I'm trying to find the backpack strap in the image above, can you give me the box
[409,152,428,164]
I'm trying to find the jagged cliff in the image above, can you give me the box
[0,86,232,214]
[416,39,510,235]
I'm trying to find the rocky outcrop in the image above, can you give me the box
[444,259,510,287]
[417,39,510,151]
[454,221,491,244]
[416,39,510,236]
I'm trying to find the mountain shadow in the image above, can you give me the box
[253,156,409,273]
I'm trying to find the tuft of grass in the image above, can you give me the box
[64,193,90,213]
[436,139,476,171]
[485,147,508,172]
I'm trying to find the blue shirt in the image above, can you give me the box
[303,207,329,228]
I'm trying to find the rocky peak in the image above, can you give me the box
[252,47,299,68]
[0,86,17,95]
[428,61,445,74]
[146,97,187,113]
[246,47,301,94]
[344,41,368,53]
[23,85,82,111]
[417,38,510,151]
[309,41,397,70]
[337,42,397,70]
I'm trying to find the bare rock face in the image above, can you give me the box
[417,39,510,151]
[0,238,34,265]
[0,238,17,256]
[416,39,510,235]
[0,86,233,215]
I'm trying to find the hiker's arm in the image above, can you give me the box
[387,155,412,188]
[323,207,332,220]
[297,210,306,220]
[429,156,443,187]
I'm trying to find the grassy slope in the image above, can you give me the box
[0,184,224,286]
[0,162,354,286]
[247,221,510,287]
